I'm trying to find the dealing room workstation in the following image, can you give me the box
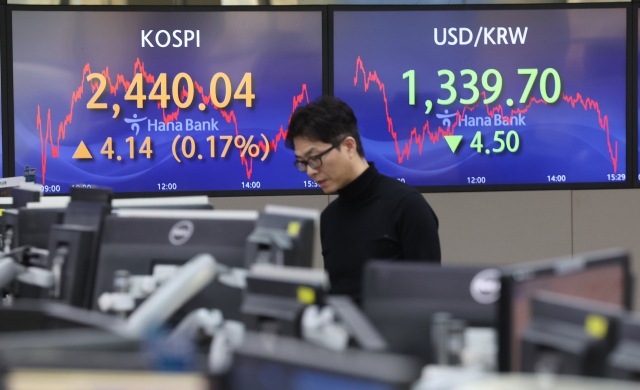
[0,0,639,389]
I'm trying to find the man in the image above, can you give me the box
[286,96,441,302]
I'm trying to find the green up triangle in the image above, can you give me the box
[444,135,463,153]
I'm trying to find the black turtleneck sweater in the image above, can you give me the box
[320,165,441,301]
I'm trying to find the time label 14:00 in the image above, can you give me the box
[403,68,561,108]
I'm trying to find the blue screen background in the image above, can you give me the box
[12,11,323,194]
[333,8,627,187]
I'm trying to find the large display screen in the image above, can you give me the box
[12,9,323,194]
[333,7,628,188]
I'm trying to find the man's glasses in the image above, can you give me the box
[294,139,344,172]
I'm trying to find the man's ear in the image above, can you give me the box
[342,136,358,157]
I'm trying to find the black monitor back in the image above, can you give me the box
[92,210,258,321]
[521,292,623,377]
[64,186,112,229]
[0,208,64,300]
[245,212,315,268]
[362,261,499,363]
[607,315,640,380]
[499,249,631,372]
[11,187,40,209]
[44,225,97,308]
[1,208,65,250]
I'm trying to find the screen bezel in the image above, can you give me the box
[329,3,634,193]
[497,251,632,372]
[0,2,8,178]
[632,3,639,188]
[5,4,329,198]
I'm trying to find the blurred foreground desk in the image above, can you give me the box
[455,375,640,390]
[4,370,208,390]
[229,331,423,390]
[414,368,640,390]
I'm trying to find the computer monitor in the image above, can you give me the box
[241,264,329,337]
[50,195,212,308]
[43,225,97,308]
[228,331,423,390]
[245,207,317,269]
[0,208,65,251]
[606,314,640,380]
[498,249,631,372]
[0,190,71,253]
[520,291,624,376]
[11,7,324,196]
[7,187,120,305]
[362,261,499,363]
[6,192,218,307]
[0,188,111,300]
[332,5,628,190]
[11,186,41,209]
[92,209,258,321]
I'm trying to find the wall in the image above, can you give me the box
[211,189,640,309]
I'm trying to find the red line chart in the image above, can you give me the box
[353,56,619,173]
[36,58,308,184]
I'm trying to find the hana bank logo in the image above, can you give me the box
[124,114,147,136]
[168,220,194,246]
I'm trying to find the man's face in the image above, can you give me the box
[293,137,351,194]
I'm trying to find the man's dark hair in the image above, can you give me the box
[286,96,365,157]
